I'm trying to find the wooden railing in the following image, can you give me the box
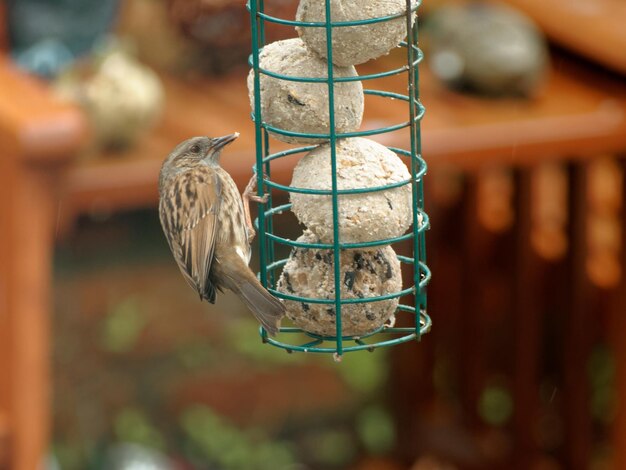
[0,58,86,470]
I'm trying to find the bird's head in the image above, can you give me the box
[163,133,239,169]
[159,133,239,189]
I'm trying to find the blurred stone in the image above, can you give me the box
[425,3,549,96]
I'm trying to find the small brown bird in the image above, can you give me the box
[158,134,284,334]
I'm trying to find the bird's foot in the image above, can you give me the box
[242,173,269,242]
[250,193,269,203]
[246,226,256,241]
[243,173,269,201]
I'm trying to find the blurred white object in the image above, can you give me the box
[56,48,164,149]
[104,443,175,470]
[426,3,549,96]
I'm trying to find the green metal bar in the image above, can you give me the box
[249,0,270,341]
[264,260,431,300]
[262,146,425,165]
[299,339,324,350]
[261,215,430,250]
[262,118,414,140]
[249,46,423,82]
[264,229,414,250]
[256,0,274,287]
[413,9,429,320]
[258,91,424,140]
[270,285,415,305]
[263,129,276,287]
[264,257,431,282]
[250,0,422,27]
[404,0,423,341]
[253,208,432,245]
[261,145,317,162]
[264,171,428,194]
[323,0,343,357]
[270,178,412,195]
[260,308,432,355]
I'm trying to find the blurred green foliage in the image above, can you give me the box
[335,349,389,394]
[101,297,147,353]
[113,407,166,450]
[478,382,513,427]
[588,345,616,424]
[227,318,308,366]
[356,406,395,455]
[180,405,296,470]
[301,428,356,467]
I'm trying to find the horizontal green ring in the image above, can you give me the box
[260,308,431,354]
[265,333,417,353]
[260,209,430,249]
[271,285,416,305]
[266,177,411,195]
[251,1,420,28]
[256,92,425,140]
[262,120,407,139]
[262,260,430,304]
[262,154,427,195]
[249,46,423,83]
[264,227,414,250]
[260,146,425,165]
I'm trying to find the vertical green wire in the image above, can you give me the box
[413,9,427,319]
[405,0,423,339]
[323,0,343,356]
[249,0,270,339]
[263,131,277,287]
[257,0,275,289]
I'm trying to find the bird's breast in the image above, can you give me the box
[216,169,251,263]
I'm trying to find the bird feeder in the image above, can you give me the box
[247,0,430,358]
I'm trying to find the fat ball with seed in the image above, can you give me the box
[277,230,401,337]
[247,38,363,144]
[296,0,416,66]
[290,137,413,243]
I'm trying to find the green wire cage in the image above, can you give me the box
[247,0,430,358]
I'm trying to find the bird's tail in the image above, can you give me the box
[217,258,285,336]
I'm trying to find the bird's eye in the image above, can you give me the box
[190,144,201,154]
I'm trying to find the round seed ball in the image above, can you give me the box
[247,38,364,144]
[290,138,413,243]
[277,231,401,336]
[296,0,415,66]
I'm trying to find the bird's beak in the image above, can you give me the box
[211,132,239,152]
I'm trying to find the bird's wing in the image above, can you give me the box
[159,169,221,302]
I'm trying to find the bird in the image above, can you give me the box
[158,134,284,335]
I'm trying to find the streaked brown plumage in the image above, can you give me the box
[158,134,284,335]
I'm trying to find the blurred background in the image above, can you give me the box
[1,0,626,469]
